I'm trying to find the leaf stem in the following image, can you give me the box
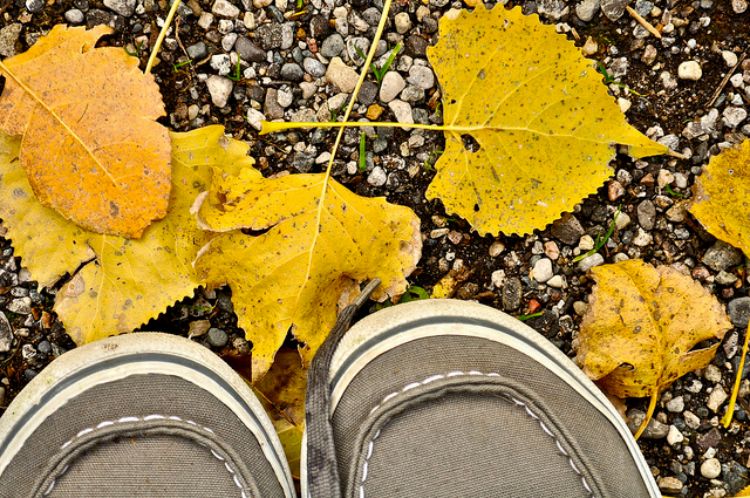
[722,323,750,428]
[634,390,659,440]
[261,120,452,135]
[301,0,392,287]
[145,0,183,74]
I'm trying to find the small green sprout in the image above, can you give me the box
[664,184,685,198]
[400,285,430,303]
[595,62,645,97]
[296,0,303,8]
[227,57,242,82]
[518,311,544,321]
[422,149,444,172]
[355,42,403,85]
[172,58,193,71]
[358,132,367,172]
[572,206,621,263]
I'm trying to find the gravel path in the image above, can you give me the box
[1,0,750,496]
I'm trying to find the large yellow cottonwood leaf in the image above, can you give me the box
[576,259,731,436]
[253,348,307,479]
[424,6,666,236]
[195,170,422,379]
[0,126,251,344]
[690,140,750,257]
[0,25,171,238]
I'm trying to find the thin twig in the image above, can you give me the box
[145,0,183,74]
[707,53,746,108]
[625,6,662,39]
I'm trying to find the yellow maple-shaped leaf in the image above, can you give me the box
[0,126,251,344]
[690,140,750,257]
[424,6,666,235]
[253,348,307,479]
[195,169,421,379]
[0,25,171,238]
[577,259,731,436]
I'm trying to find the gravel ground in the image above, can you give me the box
[1,0,750,495]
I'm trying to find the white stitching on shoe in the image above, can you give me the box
[42,415,249,498]
[358,372,594,498]
[510,397,594,498]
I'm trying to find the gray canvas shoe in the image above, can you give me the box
[0,332,295,498]
[304,298,659,498]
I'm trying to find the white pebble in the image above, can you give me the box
[700,458,721,479]
[707,385,728,413]
[246,108,266,131]
[367,167,387,187]
[531,258,554,283]
[678,61,702,81]
[722,50,739,68]
[667,425,684,446]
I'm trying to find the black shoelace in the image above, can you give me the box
[305,279,381,498]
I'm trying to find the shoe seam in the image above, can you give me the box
[40,414,250,498]
[357,371,595,498]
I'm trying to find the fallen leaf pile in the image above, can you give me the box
[0,125,251,344]
[576,259,732,438]
[0,26,171,238]
[194,167,421,379]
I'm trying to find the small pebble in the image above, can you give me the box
[577,253,604,272]
[701,458,722,479]
[707,385,728,413]
[531,258,553,283]
[667,425,684,446]
[678,61,702,81]
[207,328,229,348]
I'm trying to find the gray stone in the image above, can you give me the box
[280,62,304,82]
[186,42,208,60]
[636,199,656,230]
[577,253,604,272]
[678,61,702,81]
[0,312,11,353]
[723,106,747,128]
[303,57,326,78]
[551,213,585,245]
[379,71,406,103]
[357,81,378,105]
[8,297,31,315]
[212,0,240,18]
[206,75,233,107]
[264,89,284,120]
[531,258,554,283]
[246,108,266,131]
[103,0,136,16]
[627,409,669,439]
[325,57,358,93]
[666,396,684,413]
[320,34,345,58]
[600,0,626,20]
[407,65,435,90]
[502,277,523,311]
[25,0,44,12]
[728,297,750,328]
[235,37,265,63]
[367,167,387,187]
[210,54,232,76]
[0,24,22,57]
[207,328,229,348]
[697,428,722,451]
[702,241,743,271]
[64,8,85,24]
[576,0,600,21]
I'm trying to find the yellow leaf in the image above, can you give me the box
[736,484,750,497]
[195,169,421,379]
[577,259,731,437]
[253,348,307,479]
[690,139,750,257]
[0,126,252,344]
[722,323,750,428]
[424,6,666,235]
[0,25,171,239]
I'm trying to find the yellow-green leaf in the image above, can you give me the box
[690,139,750,257]
[0,126,252,344]
[195,169,421,379]
[253,348,307,479]
[576,259,731,437]
[0,25,171,238]
[424,6,666,235]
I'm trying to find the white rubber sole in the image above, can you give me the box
[0,332,296,498]
[301,299,659,498]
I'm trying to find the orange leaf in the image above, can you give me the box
[0,25,171,238]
